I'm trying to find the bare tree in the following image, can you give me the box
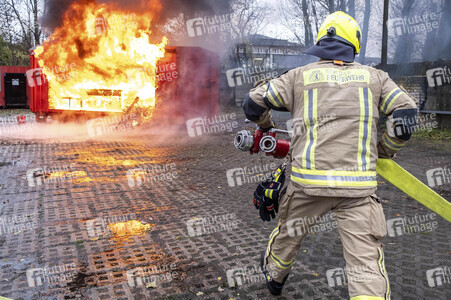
[337,0,347,12]
[227,0,269,67]
[302,0,315,46]
[310,1,321,33]
[280,0,316,47]
[280,0,364,48]
[2,0,43,48]
[422,1,439,61]
[357,0,371,64]
[160,0,269,43]
[328,0,335,13]
[349,0,355,17]
[229,0,268,41]
[0,0,44,65]
[431,0,451,60]
[392,0,415,63]
[0,0,20,44]
[159,14,189,42]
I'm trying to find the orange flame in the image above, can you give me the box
[34,1,167,114]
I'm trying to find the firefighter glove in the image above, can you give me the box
[253,166,286,221]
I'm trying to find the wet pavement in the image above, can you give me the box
[0,108,450,299]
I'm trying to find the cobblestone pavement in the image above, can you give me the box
[0,108,450,300]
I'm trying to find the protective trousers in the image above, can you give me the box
[263,182,390,299]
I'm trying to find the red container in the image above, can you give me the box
[28,50,49,121]
[155,47,219,121]
[28,46,219,122]
[0,66,31,108]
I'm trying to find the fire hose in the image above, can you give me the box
[234,122,451,222]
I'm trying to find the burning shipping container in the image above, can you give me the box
[28,1,219,123]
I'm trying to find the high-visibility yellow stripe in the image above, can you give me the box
[274,168,283,181]
[380,88,397,112]
[350,296,384,300]
[357,88,365,170]
[366,89,373,168]
[386,135,404,147]
[384,92,402,114]
[378,247,391,300]
[266,90,281,108]
[380,88,403,114]
[265,221,294,270]
[356,87,372,171]
[266,227,279,256]
[270,256,291,270]
[271,252,294,266]
[292,166,376,177]
[382,135,403,151]
[302,90,310,168]
[302,89,317,170]
[311,89,318,170]
[383,142,401,151]
[270,82,286,107]
[383,251,391,300]
[270,252,294,270]
[291,167,377,187]
[265,82,286,109]
[291,175,377,187]
[265,189,274,199]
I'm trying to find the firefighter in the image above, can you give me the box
[243,11,418,299]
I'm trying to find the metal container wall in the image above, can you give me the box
[156,47,219,120]
[29,51,49,117]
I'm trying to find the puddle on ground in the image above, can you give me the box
[108,220,154,237]
[55,148,162,167]
[48,171,92,183]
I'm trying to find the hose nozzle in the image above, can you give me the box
[259,136,277,153]
[234,130,254,151]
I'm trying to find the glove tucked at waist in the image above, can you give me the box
[253,165,286,221]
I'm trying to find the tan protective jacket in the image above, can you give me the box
[248,60,417,197]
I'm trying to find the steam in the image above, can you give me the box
[0,118,194,144]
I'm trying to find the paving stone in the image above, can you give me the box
[0,108,449,299]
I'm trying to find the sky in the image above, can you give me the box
[261,0,293,40]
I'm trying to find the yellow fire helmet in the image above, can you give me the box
[316,11,362,54]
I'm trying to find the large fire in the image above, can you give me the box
[34,1,167,114]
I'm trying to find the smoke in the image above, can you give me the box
[42,0,231,32]
[41,0,89,31]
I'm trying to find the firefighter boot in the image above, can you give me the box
[260,251,289,296]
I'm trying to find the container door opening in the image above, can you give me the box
[4,73,28,108]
